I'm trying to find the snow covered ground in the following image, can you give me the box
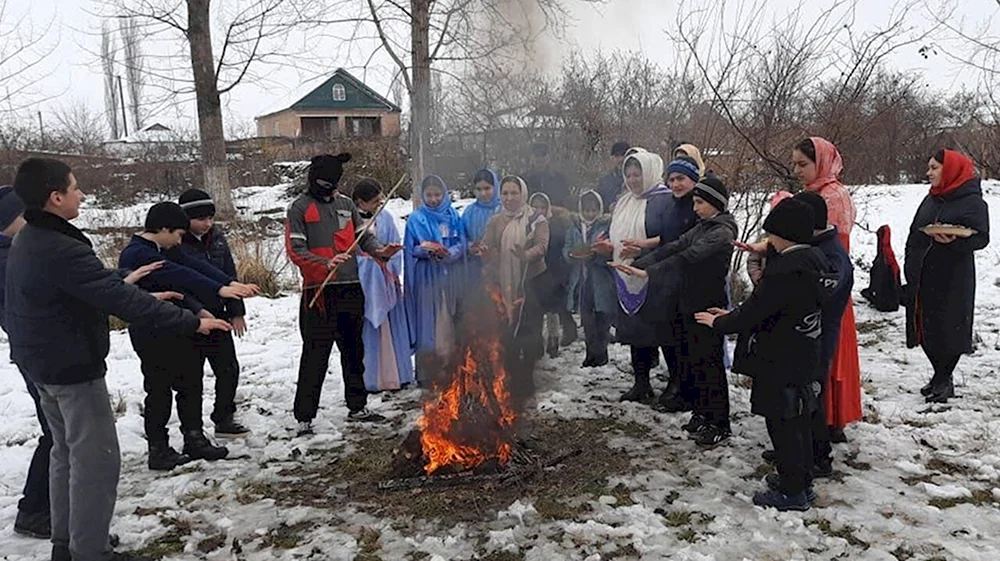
[2,182,1000,560]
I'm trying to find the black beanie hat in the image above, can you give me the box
[145,202,192,233]
[763,199,815,244]
[308,153,352,197]
[692,175,728,212]
[178,188,215,219]
[792,191,828,230]
[0,185,25,231]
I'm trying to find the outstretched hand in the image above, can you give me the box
[610,262,648,279]
[374,244,403,259]
[197,318,233,335]
[733,240,767,254]
[150,291,183,301]
[125,261,164,285]
[694,308,730,328]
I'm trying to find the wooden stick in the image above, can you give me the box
[308,174,408,309]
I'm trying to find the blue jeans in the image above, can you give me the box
[18,370,51,516]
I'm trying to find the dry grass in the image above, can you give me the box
[226,221,290,298]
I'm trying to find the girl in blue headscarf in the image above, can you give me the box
[404,175,467,361]
[462,168,502,289]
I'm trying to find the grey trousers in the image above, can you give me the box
[37,378,119,561]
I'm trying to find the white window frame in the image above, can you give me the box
[332,83,346,101]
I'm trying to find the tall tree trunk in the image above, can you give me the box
[187,0,235,217]
[410,0,431,208]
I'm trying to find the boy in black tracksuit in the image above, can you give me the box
[697,199,834,511]
[176,189,250,437]
[628,176,737,447]
[119,202,257,470]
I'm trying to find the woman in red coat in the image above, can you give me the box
[792,137,862,441]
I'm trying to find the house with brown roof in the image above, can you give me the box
[255,69,402,139]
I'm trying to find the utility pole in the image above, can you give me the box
[38,111,44,149]
[117,75,129,137]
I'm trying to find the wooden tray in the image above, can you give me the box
[921,223,977,238]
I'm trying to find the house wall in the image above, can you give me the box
[257,108,401,138]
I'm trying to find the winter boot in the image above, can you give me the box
[13,509,50,539]
[657,392,695,413]
[753,488,811,511]
[827,426,847,443]
[619,372,654,403]
[51,545,71,561]
[182,431,229,462]
[656,375,681,408]
[591,352,609,367]
[926,377,955,403]
[919,380,935,396]
[147,441,191,471]
[214,416,252,438]
[582,356,595,368]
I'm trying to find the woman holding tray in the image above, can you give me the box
[904,149,990,403]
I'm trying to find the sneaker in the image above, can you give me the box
[765,473,817,503]
[13,509,50,539]
[214,417,252,438]
[682,413,708,434]
[182,431,229,461]
[348,408,387,423]
[753,488,811,511]
[147,441,191,471]
[761,449,777,463]
[694,424,731,448]
[296,421,314,436]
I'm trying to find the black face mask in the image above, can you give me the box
[309,179,336,200]
[358,209,374,220]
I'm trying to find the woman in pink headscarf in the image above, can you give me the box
[792,137,861,442]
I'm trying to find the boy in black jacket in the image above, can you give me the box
[177,188,250,437]
[119,202,258,470]
[615,176,737,447]
[696,199,833,512]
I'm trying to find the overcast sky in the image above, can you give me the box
[7,0,999,137]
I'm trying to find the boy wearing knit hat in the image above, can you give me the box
[285,153,401,435]
[177,188,250,438]
[617,175,738,446]
[696,198,835,511]
[120,202,260,470]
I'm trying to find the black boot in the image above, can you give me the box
[147,441,191,471]
[926,377,955,403]
[619,373,654,403]
[214,416,252,438]
[183,431,229,461]
[919,380,935,396]
[13,509,50,539]
[657,375,681,408]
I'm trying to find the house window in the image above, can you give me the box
[332,83,346,101]
[273,121,280,136]
[346,116,380,137]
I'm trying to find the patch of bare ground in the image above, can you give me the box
[237,415,639,527]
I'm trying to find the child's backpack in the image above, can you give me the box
[861,224,902,312]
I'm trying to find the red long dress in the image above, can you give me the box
[805,137,863,428]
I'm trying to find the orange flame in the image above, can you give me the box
[417,289,517,475]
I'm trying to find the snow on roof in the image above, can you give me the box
[106,122,183,144]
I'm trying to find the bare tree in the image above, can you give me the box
[101,22,121,139]
[0,0,56,113]
[120,16,145,131]
[54,101,109,153]
[101,0,323,217]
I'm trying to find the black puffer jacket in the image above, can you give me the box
[713,244,833,419]
[6,210,199,385]
[903,178,990,355]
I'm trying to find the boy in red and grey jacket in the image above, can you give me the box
[285,153,400,435]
